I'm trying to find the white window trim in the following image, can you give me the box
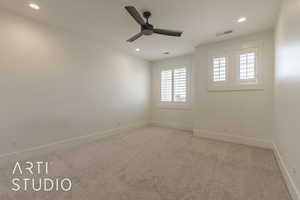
[158,66,191,109]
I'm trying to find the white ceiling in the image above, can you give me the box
[0,0,282,61]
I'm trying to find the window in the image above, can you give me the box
[213,57,226,82]
[161,70,172,102]
[208,45,261,91]
[173,68,187,102]
[239,52,256,80]
[160,67,187,103]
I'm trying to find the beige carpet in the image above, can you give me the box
[0,127,290,199]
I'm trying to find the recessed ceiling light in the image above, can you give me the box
[238,17,247,23]
[135,48,140,52]
[29,3,40,10]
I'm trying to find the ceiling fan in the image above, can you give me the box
[125,6,183,42]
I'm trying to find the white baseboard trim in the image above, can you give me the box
[273,143,300,200]
[0,121,149,167]
[193,129,273,149]
[150,121,193,132]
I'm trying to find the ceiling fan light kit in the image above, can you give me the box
[125,6,183,42]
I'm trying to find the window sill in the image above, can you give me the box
[157,102,192,110]
[207,83,264,92]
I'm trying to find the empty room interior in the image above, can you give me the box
[0,0,300,199]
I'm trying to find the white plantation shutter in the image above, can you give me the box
[160,67,187,103]
[213,57,226,82]
[240,52,256,80]
[161,70,172,102]
[173,68,187,102]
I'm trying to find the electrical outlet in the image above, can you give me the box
[117,122,121,127]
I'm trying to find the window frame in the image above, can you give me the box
[158,66,191,109]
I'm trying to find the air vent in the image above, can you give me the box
[216,30,233,37]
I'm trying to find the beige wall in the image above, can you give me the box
[275,0,300,197]
[194,31,275,144]
[0,9,150,156]
[151,55,195,130]
[150,30,274,146]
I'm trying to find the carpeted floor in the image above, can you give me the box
[0,127,291,199]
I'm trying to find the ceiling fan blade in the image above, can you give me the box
[127,32,143,42]
[154,29,183,37]
[125,6,146,25]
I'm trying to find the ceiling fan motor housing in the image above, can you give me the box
[143,11,152,19]
[141,23,154,35]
